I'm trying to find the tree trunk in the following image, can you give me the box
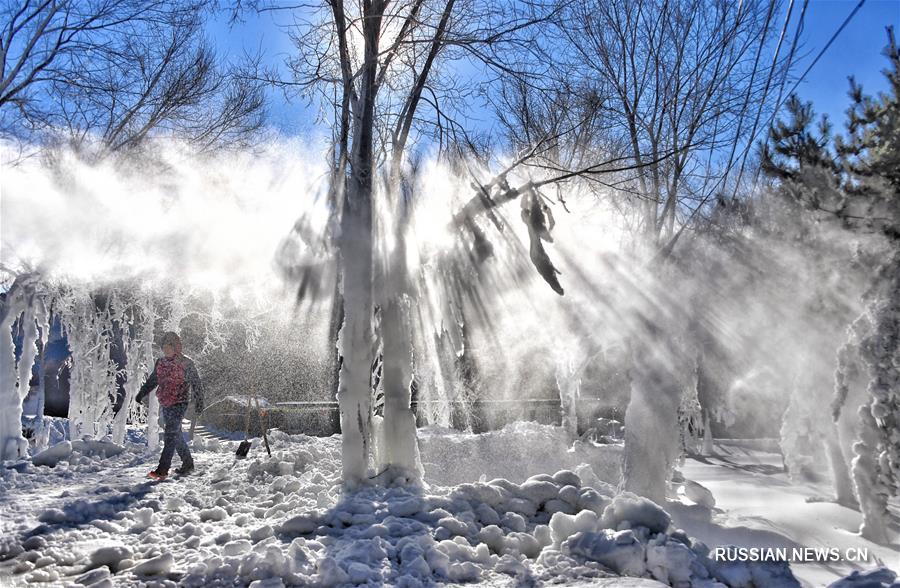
[336,0,381,484]
[337,192,375,484]
[623,334,681,505]
[0,279,32,461]
[824,426,856,507]
[380,294,421,481]
[701,410,715,456]
[852,400,890,544]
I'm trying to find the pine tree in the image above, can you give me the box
[760,95,844,218]
[836,27,900,241]
[830,27,900,543]
[761,96,859,504]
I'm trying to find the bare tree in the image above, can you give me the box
[491,0,793,255]
[0,0,265,154]
[239,0,556,484]
[478,0,799,504]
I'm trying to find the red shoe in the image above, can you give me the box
[148,470,167,481]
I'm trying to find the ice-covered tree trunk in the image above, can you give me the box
[337,107,377,483]
[380,294,421,482]
[852,400,890,543]
[832,316,870,507]
[146,394,161,450]
[113,337,152,445]
[826,431,857,506]
[821,392,858,505]
[852,256,900,543]
[555,346,603,439]
[334,0,382,486]
[677,363,703,458]
[623,334,682,506]
[832,306,893,542]
[555,355,581,439]
[62,296,87,440]
[0,276,37,461]
[375,161,423,482]
[780,365,851,500]
[17,305,38,416]
[0,316,24,460]
[338,198,375,485]
[780,383,818,482]
[701,410,714,455]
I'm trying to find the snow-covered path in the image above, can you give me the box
[676,442,900,588]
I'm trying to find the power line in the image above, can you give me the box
[668,0,861,246]
[771,0,809,119]
[749,0,809,186]
[720,0,779,192]
[784,0,867,102]
[732,0,798,197]
[743,0,865,188]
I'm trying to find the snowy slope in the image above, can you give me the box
[676,442,900,588]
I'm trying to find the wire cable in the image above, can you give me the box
[749,0,866,185]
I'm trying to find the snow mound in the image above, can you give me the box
[71,439,126,458]
[90,545,133,570]
[279,514,319,535]
[683,479,716,508]
[703,552,800,588]
[75,567,112,585]
[31,440,72,467]
[31,437,127,468]
[418,421,622,485]
[564,529,648,576]
[601,492,672,534]
[131,552,174,576]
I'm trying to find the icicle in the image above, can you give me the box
[32,297,51,452]
[60,290,118,441]
[112,292,155,445]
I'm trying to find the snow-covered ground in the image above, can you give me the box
[0,422,895,587]
[674,442,900,588]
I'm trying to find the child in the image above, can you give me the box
[136,332,204,479]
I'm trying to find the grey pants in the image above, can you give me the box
[158,403,192,474]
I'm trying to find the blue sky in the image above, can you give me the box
[801,0,900,125]
[208,0,900,138]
